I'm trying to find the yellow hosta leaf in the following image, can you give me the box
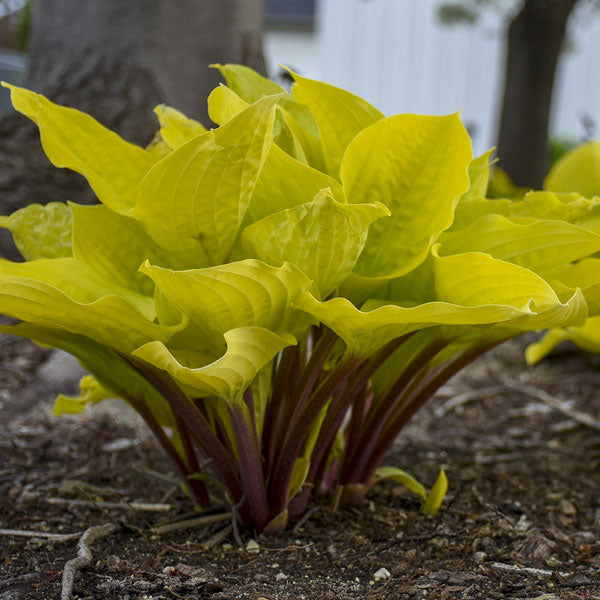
[3,83,156,214]
[438,214,600,276]
[140,259,315,353]
[207,85,249,126]
[243,192,389,297]
[247,144,344,225]
[545,141,600,197]
[422,470,448,516]
[133,327,296,402]
[153,104,206,150]
[374,466,426,499]
[452,190,599,231]
[135,95,280,266]
[343,113,471,279]
[543,258,600,316]
[212,63,286,103]
[288,69,384,178]
[0,202,72,260]
[460,148,496,203]
[54,375,112,416]
[295,249,585,357]
[526,316,600,365]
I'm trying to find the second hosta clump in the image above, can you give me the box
[0,65,596,533]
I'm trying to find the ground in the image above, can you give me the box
[1,334,599,600]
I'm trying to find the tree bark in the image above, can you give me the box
[496,0,578,188]
[0,0,266,259]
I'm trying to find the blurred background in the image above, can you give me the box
[0,0,598,258]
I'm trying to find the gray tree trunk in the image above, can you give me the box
[0,0,266,258]
[496,0,578,188]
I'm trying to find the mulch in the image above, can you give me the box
[1,334,599,599]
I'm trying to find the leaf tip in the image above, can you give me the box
[278,64,298,80]
[138,259,152,274]
[422,469,448,516]
[373,201,392,218]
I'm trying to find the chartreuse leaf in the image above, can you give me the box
[487,167,529,199]
[452,191,599,231]
[544,141,600,197]
[133,326,296,402]
[247,144,344,224]
[0,257,153,315]
[343,113,471,279]
[294,293,530,359]
[207,84,249,125]
[212,63,286,103]
[242,191,389,297]
[294,250,585,357]
[70,203,193,296]
[0,202,72,260]
[135,94,280,266]
[379,253,437,305]
[542,258,600,316]
[54,375,112,416]
[153,104,206,150]
[434,249,562,310]
[278,97,325,171]
[526,317,600,365]
[374,466,448,515]
[2,83,156,214]
[433,250,587,331]
[0,258,186,352]
[286,457,310,502]
[375,466,426,499]
[438,214,600,275]
[140,259,315,353]
[212,63,326,168]
[422,470,448,516]
[460,148,496,204]
[287,69,384,178]
[208,78,308,164]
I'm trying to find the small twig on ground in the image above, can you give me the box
[60,523,117,600]
[132,463,180,486]
[0,528,82,541]
[490,561,553,578]
[503,379,600,432]
[45,497,172,512]
[474,452,528,464]
[434,385,506,417]
[60,479,128,497]
[150,512,232,534]
[159,485,179,504]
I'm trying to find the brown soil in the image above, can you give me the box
[1,334,600,600]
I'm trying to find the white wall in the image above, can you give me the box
[265,0,600,156]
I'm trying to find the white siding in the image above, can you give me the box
[265,0,600,156]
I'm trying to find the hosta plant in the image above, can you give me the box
[0,65,595,534]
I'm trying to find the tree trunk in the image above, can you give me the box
[0,0,266,259]
[496,0,578,188]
